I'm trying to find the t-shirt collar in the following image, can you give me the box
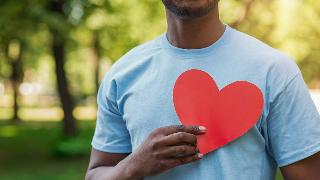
[160,24,231,58]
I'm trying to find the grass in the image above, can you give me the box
[0,121,284,179]
[0,121,95,180]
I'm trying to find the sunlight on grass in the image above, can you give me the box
[0,108,12,120]
[0,106,97,121]
[74,106,97,121]
[19,107,64,121]
[0,125,18,137]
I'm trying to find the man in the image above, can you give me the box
[86,0,320,179]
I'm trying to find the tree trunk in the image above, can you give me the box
[6,41,23,124]
[49,0,77,137]
[11,57,22,123]
[52,33,77,137]
[92,32,101,93]
[11,74,19,123]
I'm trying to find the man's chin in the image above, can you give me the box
[162,0,216,20]
[177,8,212,20]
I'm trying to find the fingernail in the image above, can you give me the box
[198,153,203,158]
[198,126,206,132]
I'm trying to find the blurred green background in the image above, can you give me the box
[0,0,319,179]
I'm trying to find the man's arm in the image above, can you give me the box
[86,125,206,180]
[86,150,131,180]
[280,152,320,180]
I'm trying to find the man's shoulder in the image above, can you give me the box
[115,36,162,66]
[230,27,285,60]
[106,35,162,76]
[229,27,299,76]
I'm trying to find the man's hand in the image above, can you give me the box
[119,125,206,179]
[86,125,206,180]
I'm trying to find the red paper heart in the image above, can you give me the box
[173,69,264,154]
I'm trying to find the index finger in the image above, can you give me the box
[157,125,206,136]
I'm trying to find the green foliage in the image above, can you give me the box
[1,0,319,93]
[84,0,165,61]
[0,0,167,97]
[220,0,320,87]
[53,137,91,157]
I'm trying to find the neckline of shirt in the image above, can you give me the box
[160,24,232,59]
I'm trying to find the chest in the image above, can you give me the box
[119,64,269,151]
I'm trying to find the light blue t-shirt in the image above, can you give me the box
[92,25,320,180]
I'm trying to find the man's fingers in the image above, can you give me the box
[159,145,198,158]
[157,125,206,135]
[166,153,203,168]
[161,132,197,146]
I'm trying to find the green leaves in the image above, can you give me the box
[1,0,319,92]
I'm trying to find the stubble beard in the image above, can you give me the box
[162,0,217,20]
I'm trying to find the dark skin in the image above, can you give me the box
[86,0,320,179]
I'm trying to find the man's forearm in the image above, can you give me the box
[86,166,120,180]
[85,156,142,180]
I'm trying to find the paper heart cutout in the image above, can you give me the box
[173,69,264,154]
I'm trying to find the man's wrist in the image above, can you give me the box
[116,155,143,180]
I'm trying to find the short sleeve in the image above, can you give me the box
[266,72,320,167]
[91,74,132,153]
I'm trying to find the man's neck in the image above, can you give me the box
[165,7,225,49]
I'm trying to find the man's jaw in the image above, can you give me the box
[162,0,216,20]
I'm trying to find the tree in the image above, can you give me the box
[0,1,35,123]
[0,0,89,136]
[45,0,79,137]
[84,0,166,92]
[5,40,24,123]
